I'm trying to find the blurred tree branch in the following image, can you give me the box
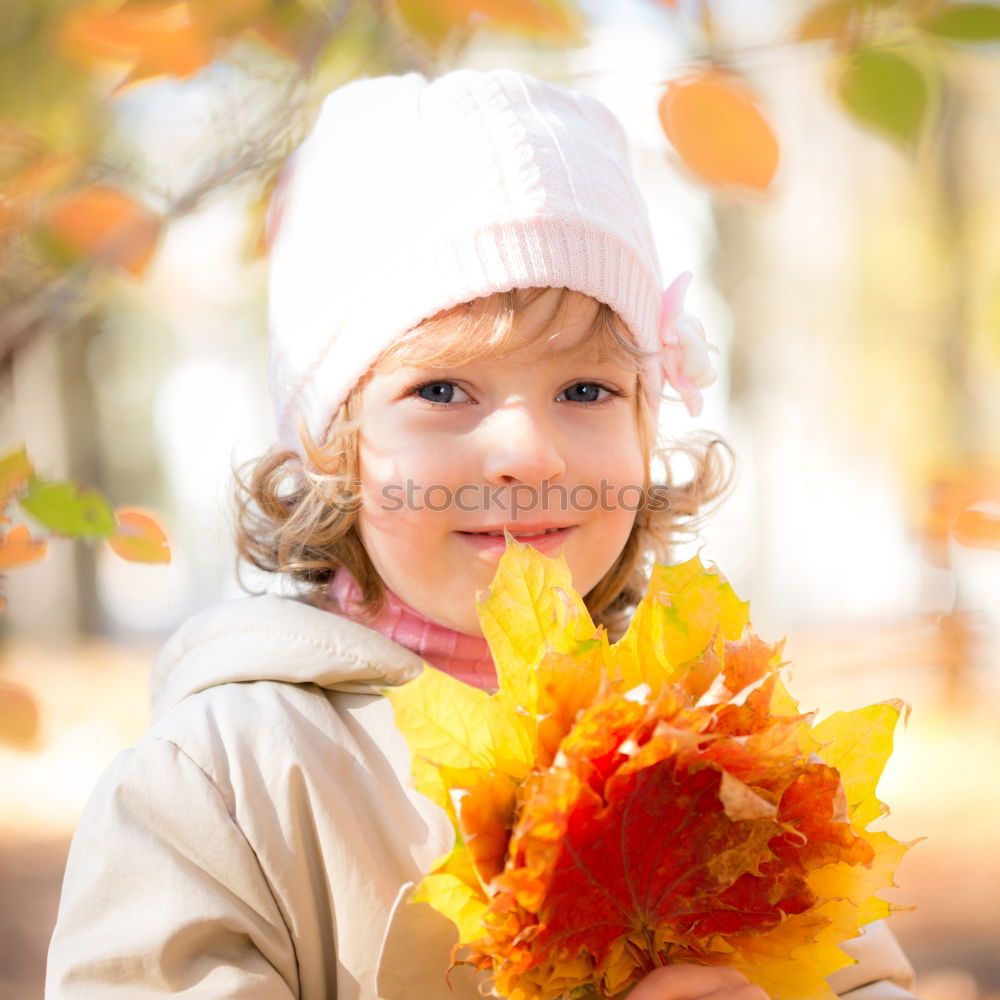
[4,0,998,379]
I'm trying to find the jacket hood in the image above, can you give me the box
[150,594,426,724]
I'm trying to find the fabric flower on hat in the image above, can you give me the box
[659,271,719,418]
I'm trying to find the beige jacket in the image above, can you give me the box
[46,594,918,1000]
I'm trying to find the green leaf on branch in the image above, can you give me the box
[836,48,931,149]
[921,3,1000,43]
[19,479,117,539]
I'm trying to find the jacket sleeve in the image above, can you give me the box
[829,920,919,1000]
[45,735,299,999]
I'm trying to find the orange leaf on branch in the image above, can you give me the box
[391,0,588,50]
[919,463,1000,565]
[952,508,1000,551]
[45,184,161,276]
[0,124,81,231]
[0,523,48,570]
[0,679,40,747]
[658,69,780,195]
[58,0,218,88]
[107,507,171,563]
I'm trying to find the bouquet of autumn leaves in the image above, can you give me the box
[386,538,911,1000]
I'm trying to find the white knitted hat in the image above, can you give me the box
[267,67,667,452]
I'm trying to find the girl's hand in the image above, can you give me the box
[627,965,770,1000]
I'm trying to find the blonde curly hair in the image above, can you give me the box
[234,288,735,640]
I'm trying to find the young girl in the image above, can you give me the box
[45,69,918,1000]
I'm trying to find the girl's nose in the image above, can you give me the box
[480,404,568,485]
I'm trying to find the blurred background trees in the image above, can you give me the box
[3,0,1000,625]
[3,0,999,640]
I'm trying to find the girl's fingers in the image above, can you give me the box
[704,984,772,1000]
[627,964,771,1000]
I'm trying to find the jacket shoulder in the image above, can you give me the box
[46,728,301,998]
[150,593,425,720]
[148,678,375,817]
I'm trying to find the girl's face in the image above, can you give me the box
[355,290,647,636]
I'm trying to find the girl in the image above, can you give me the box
[45,69,917,1000]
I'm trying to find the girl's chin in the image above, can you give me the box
[425,607,485,638]
[398,587,486,638]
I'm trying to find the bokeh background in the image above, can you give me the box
[2,1,1000,998]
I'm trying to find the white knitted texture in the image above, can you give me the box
[268,68,664,451]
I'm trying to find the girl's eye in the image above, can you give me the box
[414,381,470,404]
[559,382,612,404]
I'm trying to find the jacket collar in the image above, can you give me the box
[150,594,425,723]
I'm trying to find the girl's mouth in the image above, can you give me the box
[457,526,575,554]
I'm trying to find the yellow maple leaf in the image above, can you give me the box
[812,700,907,830]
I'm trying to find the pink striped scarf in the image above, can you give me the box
[328,570,498,691]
